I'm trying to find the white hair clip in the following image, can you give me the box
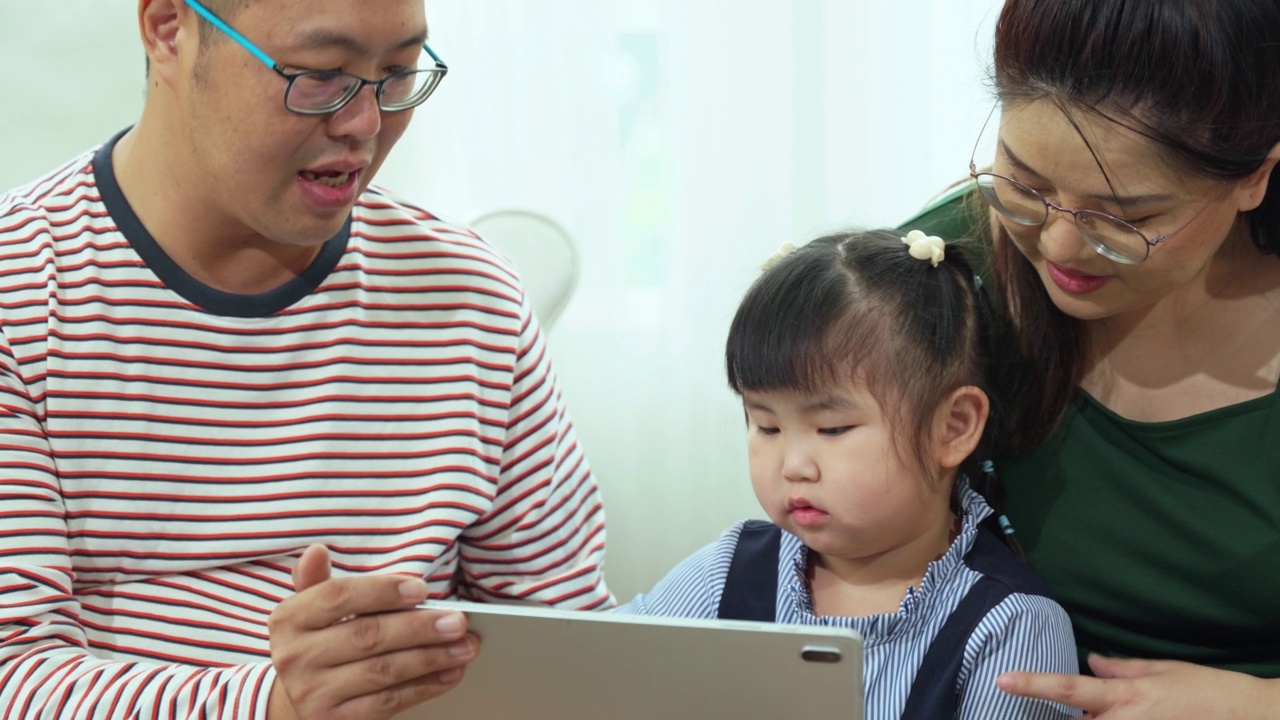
[902,230,945,267]
[761,242,797,271]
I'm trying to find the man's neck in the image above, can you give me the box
[112,114,324,295]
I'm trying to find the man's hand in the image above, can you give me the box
[266,544,480,720]
[997,654,1280,719]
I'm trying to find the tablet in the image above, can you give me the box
[391,600,864,720]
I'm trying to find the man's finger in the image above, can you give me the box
[317,635,479,703]
[286,605,473,669]
[997,671,1116,714]
[293,544,332,592]
[333,664,469,720]
[282,575,432,631]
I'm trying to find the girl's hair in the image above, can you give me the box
[725,229,999,495]
[990,0,1280,446]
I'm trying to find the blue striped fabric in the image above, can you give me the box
[617,485,1081,719]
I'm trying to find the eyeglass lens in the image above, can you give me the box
[287,69,443,113]
[975,174,1151,263]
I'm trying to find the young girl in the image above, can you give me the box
[618,229,1079,720]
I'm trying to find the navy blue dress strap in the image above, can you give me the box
[717,520,781,621]
[901,527,1052,719]
[717,521,1053,718]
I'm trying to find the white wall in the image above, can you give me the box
[0,0,1001,601]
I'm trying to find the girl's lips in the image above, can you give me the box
[1046,261,1111,294]
[789,506,829,528]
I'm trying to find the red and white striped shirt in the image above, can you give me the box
[0,136,611,719]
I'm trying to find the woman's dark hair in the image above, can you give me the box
[725,229,999,495]
[991,0,1280,447]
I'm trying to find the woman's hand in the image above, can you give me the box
[997,654,1280,719]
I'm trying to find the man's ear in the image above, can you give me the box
[139,0,190,84]
[1235,141,1280,213]
[931,385,990,470]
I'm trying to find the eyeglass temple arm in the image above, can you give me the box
[422,42,447,69]
[970,104,1000,175]
[187,0,446,76]
[183,0,279,70]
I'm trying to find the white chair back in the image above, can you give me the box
[470,209,580,330]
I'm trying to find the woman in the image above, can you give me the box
[905,0,1280,716]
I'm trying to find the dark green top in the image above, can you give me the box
[901,187,1280,678]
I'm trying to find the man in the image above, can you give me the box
[0,1,611,718]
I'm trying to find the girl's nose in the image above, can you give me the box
[780,443,819,483]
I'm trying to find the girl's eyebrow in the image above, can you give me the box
[999,139,1174,206]
[743,393,855,414]
[801,394,854,413]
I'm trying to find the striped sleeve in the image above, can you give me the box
[956,593,1083,720]
[613,524,744,619]
[455,290,612,610]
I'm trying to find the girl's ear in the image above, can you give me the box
[1235,141,1280,212]
[931,385,990,470]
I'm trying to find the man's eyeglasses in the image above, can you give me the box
[968,106,1225,265]
[184,0,447,116]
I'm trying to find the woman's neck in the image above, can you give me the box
[1082,227,1280,421]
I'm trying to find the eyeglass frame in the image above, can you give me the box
[968,105,1228,265]
[183,0,448,116]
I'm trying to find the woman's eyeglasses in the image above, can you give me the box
[968,107,1225,265]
